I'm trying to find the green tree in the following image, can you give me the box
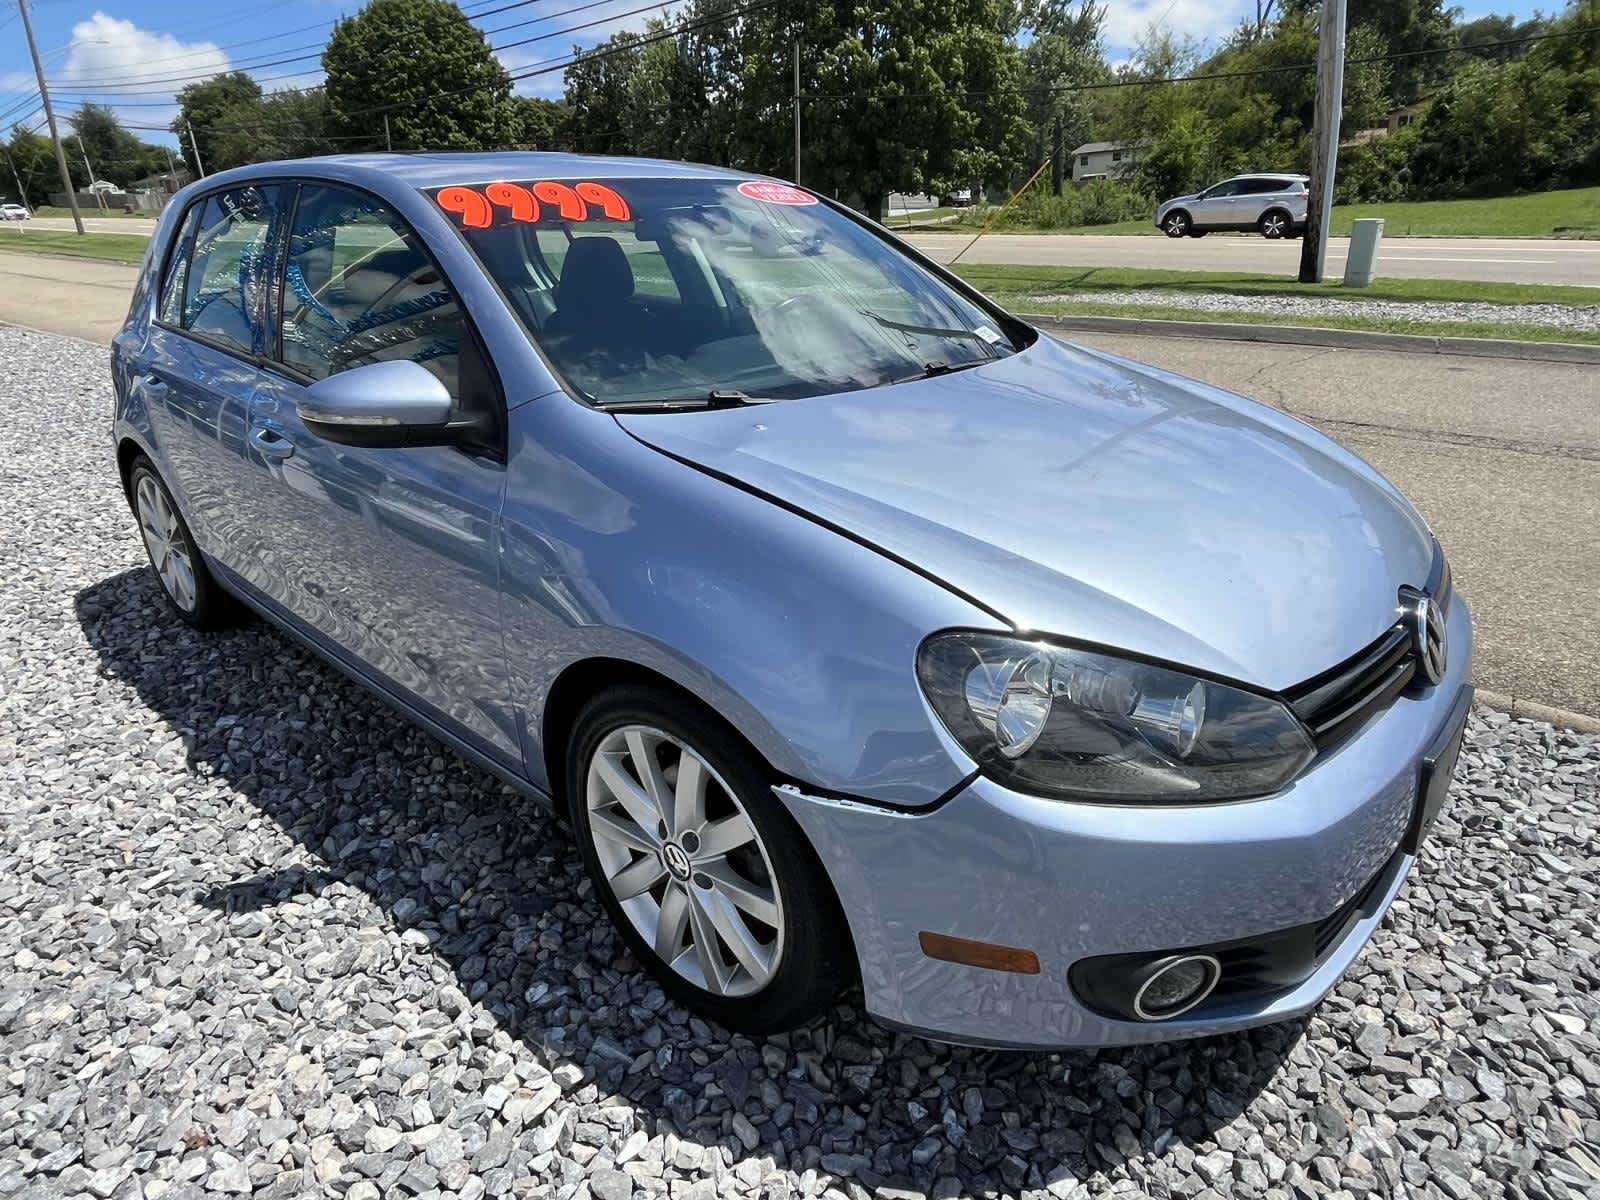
[5,124,80,205]
[323,0,519,150]
[70,104,165,187]
[512,96,566,149]
[209,88,333,167]
[1282,0,1452,102]
[173,72,264,174]
[1019,1,1108,194]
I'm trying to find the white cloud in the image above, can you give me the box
[1099,0,1257,54]
[51,12,232,136]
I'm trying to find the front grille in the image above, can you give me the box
[1287,624,1418,750]
[1286,546,1453,752]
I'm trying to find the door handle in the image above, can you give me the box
[249,426,295,460]
[140,374,168,396]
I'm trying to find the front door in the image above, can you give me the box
[233,181,521,767]
[1193,180,1242,229]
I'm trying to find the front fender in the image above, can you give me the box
[500,395,996,809]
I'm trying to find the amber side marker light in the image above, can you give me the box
[919,931,1041,975]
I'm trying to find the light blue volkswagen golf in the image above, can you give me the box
[111,152,1472,1048]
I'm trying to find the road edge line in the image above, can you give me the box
[1024,313,1600,366]
[1475,688,1600,735]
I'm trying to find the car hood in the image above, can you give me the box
[616,335,1434,690]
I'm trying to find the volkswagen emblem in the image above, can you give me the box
[1406,590,1449,686]
[661,841,693,881]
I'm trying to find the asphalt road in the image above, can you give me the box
[3,250,1596,715]
[905,232,1600,288]
[18,218,1600,286]
[9,216,156,236]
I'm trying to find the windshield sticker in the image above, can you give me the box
[974,324,1003,345]
[737,180,817,206]
[432,181,632,228]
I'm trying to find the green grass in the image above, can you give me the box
[0,229,149,266]
[1326,186,1600,238]
[1015,298,1600,346]
[951,263,1600,307]
[939,186,1600,238]
[32,205,155,219]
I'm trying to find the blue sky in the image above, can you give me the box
[0,0,1554,150]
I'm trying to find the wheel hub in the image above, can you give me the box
[661,840,693,881]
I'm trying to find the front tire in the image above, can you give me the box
[1162,211,1191,238]
[567,684,852,1034]
[128,457,240,629]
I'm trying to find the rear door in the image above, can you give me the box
[140,184,285,563]
[236,181,520,766]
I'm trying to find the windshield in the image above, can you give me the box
[427,176,1020,407]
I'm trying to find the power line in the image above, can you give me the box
[45,0,562,88]
[50,0,677,96]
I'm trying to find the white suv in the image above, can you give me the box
[0,203,30,221]
[1154,174,1309,239]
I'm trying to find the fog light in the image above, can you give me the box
[1133,954,1221,1020]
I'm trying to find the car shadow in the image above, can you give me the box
[76,566,1308,1191]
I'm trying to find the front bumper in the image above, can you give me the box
[778,598,1472,1049]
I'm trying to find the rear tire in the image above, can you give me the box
[566,684,853,1034]
[1162,211,1191,238]
[128,456,242,630]
[1259,209,1291,239]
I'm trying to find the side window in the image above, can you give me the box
[1205,181,1240,199]
[157,204,202,326]
[280,184,464,400]
[181,186,281,355]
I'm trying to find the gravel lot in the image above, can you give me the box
[1027,291,1600,332]
[2,322,1599,1200]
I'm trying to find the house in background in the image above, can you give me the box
[1070,141,1140,184]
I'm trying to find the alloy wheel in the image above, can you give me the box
[135,474,197,613]
[1262,213,1287,238]
[585,724,784,997]
[1164,214,1188,237]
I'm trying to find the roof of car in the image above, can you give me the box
[1231,172,1310,180]
[219,151,755,189]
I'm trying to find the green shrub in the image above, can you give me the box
[993,178,1154,229]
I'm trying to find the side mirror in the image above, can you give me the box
[297,359,463,449]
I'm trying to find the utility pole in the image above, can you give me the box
[186,123,206,178]
[2,147,28,210]
[792,41,801,184]
[77,137,108,212]
[1299,0,1346,283]
[16,0,84,234]
[384,114,393,152]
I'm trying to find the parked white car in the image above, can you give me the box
[0,203,30,221]
[1154,174,1309,239]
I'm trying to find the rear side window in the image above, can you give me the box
[279,184,465,400]
[176,186,282,356]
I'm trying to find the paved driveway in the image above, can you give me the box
[905,233,1600,288]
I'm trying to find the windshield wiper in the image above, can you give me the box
[595,389,776,413]
[888,359,989,386]
[860,311,1001,356]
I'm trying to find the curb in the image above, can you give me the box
[1024,313,1600,366]
[1475,689,1600,736]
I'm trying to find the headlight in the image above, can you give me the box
[917,632,1315,803]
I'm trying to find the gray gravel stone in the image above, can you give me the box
[1,322,1596,1200]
